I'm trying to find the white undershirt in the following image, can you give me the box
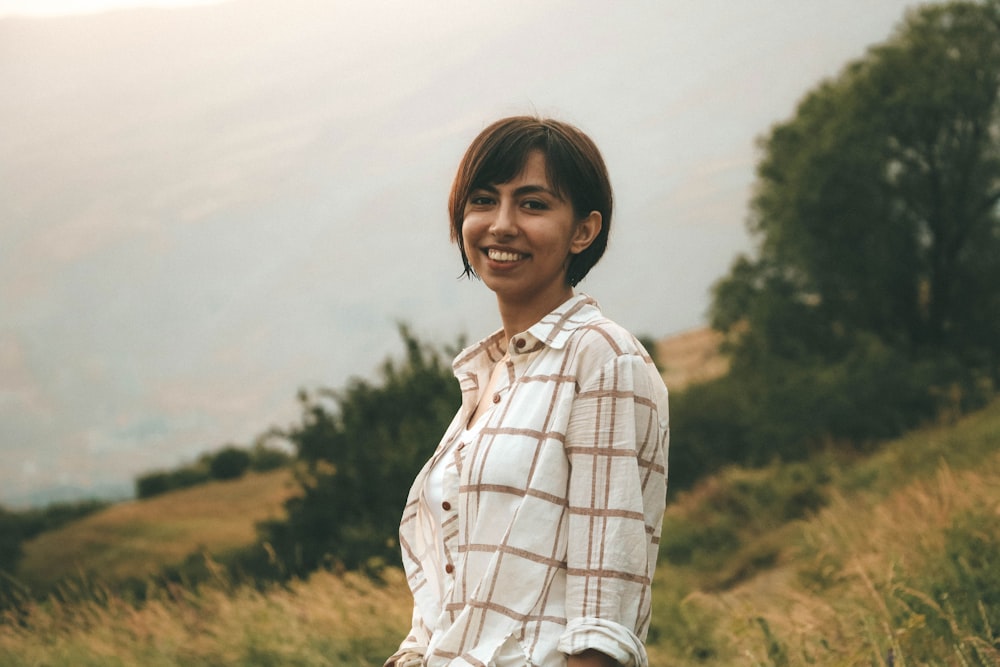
[426,412,490,527]
[424,407,493,590]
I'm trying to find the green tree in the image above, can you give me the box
[260,325,461,574]
[669,1,1000,489]
[713,0,1000,378]
[713,0,1000,370]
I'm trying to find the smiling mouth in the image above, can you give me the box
[487,248,528,263]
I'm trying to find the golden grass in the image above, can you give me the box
[655,327,728,391]
[18,469,298,586]
[0,566,412,666]
[729,457,997,665]
[651,403,1000,667]
[5,395,999,666]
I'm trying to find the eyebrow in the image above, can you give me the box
[474,183,563,199]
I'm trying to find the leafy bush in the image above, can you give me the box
[135,464,211,499]
[0,508,25,574]
[135,443,291,500]
[667,334,992,492]
[258,326,462,575]
[135,471,172,499]
[667,376,752,492]
[249,441,293,472]
[209,446,252,481]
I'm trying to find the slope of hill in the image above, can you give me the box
[645,397,1000,665]
[17,468,296,587]
[656,326,728,391]
[13,327,723,587]
[4,394,997,665]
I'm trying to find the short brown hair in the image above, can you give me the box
[448,116,613,287]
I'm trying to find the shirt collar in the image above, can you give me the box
[520,292,601,352]
[452,293,602,376]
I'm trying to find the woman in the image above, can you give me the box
[387,117,669,667]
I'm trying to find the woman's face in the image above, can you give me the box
[461,150,601,313]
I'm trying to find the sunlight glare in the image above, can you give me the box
[0,0,229,18]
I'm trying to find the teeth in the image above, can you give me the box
[488,249,526,262]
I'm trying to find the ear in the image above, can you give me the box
[570,211,602,254]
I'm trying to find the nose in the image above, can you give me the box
[489,199,518,237]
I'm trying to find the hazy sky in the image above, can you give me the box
[1,0,927,505]
[0,0,224,17]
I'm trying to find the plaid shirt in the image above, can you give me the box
[389,295,669,667]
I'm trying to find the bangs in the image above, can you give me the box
[467,129,573,204]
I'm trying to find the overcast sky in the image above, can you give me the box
[0,0,927,506]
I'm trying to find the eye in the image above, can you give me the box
[467,193,495,207]
[522,199,548,211]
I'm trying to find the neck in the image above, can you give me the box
[495,287,575,345]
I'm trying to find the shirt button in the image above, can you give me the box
[445,564,454,574]
[492,393,501,404]
[514,337,526,349]
[441,501,451,511]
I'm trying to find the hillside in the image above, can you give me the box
[17,468,296,587]
[645,398,1000,665]
[11,326,722,591]
[656,326,728,391]
[4,392,998,665]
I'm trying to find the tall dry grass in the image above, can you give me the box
[5,398,998,666]
[4,453,998,666]
[0,565,412,666]
[679,454,1000,667]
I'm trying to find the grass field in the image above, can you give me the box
[0,567,411,666]
[17,469,297,587]
[4,358,999,665]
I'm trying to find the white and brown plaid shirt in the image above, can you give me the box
[389,294,669,667]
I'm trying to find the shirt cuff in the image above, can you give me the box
[384,650,424,667]
[557,617,647,667]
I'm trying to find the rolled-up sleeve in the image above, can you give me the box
[558,353,668,667]
[384,604,430,667]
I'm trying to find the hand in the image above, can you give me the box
[566,649,620,667]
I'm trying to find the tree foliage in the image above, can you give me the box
[135,443,290,499]
[713,0,1000,377]
[0,508,25,576]
[259,325,461,574]
[208,446,252,481]
[669,1,1000,489]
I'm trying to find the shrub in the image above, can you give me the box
[135,471,172,499]
[209,447,252,481]
[667,377,751,492]
[0,508,24,574]
[259,326,462,575]
[249,441,292,472]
